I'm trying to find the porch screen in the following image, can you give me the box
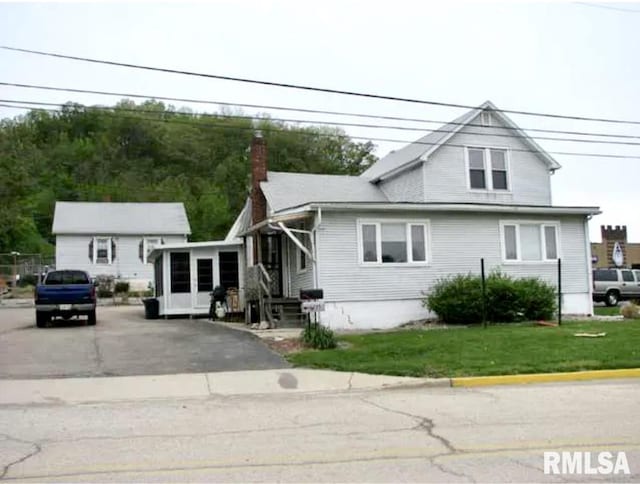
[154,255,163,297]
[170,252,190,293]
[197,259,213,292]
[219,252,239,290]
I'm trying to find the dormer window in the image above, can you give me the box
[466,147,509,191]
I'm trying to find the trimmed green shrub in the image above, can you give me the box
[513,277,557,321]
[114,281,130,294]
[423,274,484,325]
[301,323,337,350]
[424,272,556,324]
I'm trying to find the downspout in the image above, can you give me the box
[585,215,594,316]
[312,208,322,290]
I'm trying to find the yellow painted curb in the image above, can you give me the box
[452,368,640,387]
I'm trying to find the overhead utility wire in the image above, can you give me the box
[4,98,640,148]
[2,102,639,160]
[1,81,639,141]
[1,45,640,126]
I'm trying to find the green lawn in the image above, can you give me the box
[287,320,640,378]
[593,306,621,316]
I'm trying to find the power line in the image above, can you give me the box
[4,97,640,148]
[575,2,640,13]
[2,101,639,160]
[1,44,639,126]
[2,81,639,141]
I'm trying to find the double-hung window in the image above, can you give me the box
[90,237,115,264]
[467,147,509,191]
[359,221,429,264]
[501,222,559,262]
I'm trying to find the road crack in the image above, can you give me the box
[0,434,42,480]
[91,324,104,376]
[360,397,476,482]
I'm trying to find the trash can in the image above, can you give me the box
[143,298,159,319]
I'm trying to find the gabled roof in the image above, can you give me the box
[52,202,191,235]
[260,171,388,214]
[361,100,562,182]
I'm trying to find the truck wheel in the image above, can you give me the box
[87,310,97,326]
[605,290,620,307]
[36,313,49,328]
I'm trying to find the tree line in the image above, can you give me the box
[0,100,377,254]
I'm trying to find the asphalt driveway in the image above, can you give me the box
[0,306,288,379]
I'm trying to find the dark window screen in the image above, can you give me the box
[154,255,163,297]
[170,252,190,293]
[219,252,239,290]
[197,259,213,292]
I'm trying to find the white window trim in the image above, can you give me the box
[143,238,161,264]
[499,220,561,264]
[465,146,512,193]
[357,219,431,267]
[93,236,112,265]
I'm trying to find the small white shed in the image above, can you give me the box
[148,241,244,317]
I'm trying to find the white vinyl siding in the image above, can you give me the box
[317,211,588,303]
[55,234,186,281]
[422,114,552,205]
[357,220,429,265]
[500,221,560,262]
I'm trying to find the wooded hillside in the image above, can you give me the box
[0,100,377,254]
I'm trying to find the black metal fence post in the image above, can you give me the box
[481,258,487,328]
[558,258,562,326]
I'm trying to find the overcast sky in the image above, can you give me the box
[1,1,639,242]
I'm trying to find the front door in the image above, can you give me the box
[260,234,283,297]
[195,258,213,308]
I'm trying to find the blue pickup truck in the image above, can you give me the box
[35,270,97,328]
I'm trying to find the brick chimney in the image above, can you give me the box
[251,132,268,225]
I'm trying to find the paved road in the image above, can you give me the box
[0,307,287,379]
[0,379,638,482]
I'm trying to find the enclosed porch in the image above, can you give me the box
[149,241,244,318]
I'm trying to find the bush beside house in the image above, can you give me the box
[425,273,556,324]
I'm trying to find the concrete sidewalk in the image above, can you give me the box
[0,369,438,405]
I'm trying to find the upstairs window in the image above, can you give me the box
[89,237,115,264]
[467,147,509,191]
[359,220,429,264]
[501,222,559,262]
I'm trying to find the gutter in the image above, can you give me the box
[273,202,601,217]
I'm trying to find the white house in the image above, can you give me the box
[52,202,191,290]
[229,101,600,330]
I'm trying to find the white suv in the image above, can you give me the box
[592,268,640,306]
